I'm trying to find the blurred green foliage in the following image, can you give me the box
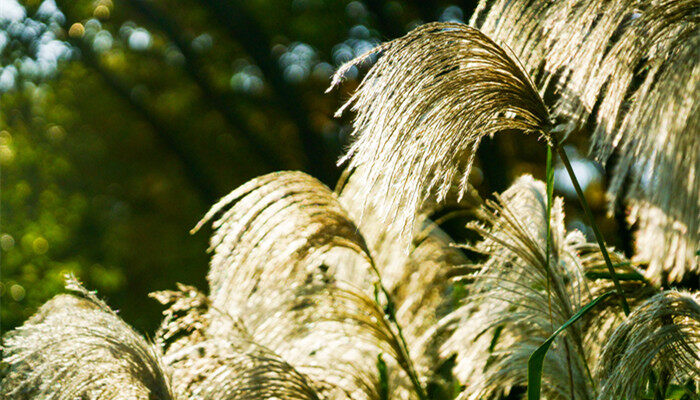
[2,0,626,335]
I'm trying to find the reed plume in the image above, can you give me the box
[189,170,428,399]
[472,0,699,283]
[0,277,173,400]
[596,290,700,399]
[151,285,327,400]
[2,9,698,399]
[328,22,551,249]
[437,176,605,399]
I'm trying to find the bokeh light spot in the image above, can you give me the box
[10,284,26,301]
[1,234,15,251]
[32,237,49,254]
[68,22,84,38]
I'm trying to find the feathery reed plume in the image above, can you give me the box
[193,171,375,318]
[472,0,699,283]
[575,242,660,366]
[0,277,173,400]
[192,171,425,399]
[328,22,551,248]
[440,176,610,399]
[596,290,700,399]
[171,338,325,400]
[336,165,478,289]
[393,227,470,372]
[151,286,327,400]
[150,283,212,353]
[337,165,476,384]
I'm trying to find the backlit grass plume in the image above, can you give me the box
[328,22,551,247]
[151,285,326,400]
[472,0,699,283]
[336,165,476,384]
[2,11,698,400]
[192,171,375,318]
[439,176,601,399]
[0,277,173,400]
[189,170,428,399]
[596,290,700,399]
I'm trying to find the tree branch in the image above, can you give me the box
[125,0,286,171]
[200,0,338,184]
[70,37,218,204]
[55,1,219,204]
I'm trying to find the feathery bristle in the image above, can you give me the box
[329,22,551,249]
[193,171,374,320]
[440,176,610,399]
[150,283,212,353]
[151,284,337,400]
[472,0,699,283]
[1,277,173,400]
[191,171,423,399]
[596,290,700,399]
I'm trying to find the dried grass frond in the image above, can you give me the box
[191,171,420,399]
[629,200,698,284]
[336,165,479,290]
[151,284,339,400]
[337,165,476,383]
[596,290,700,400]
[193,171,374,320]
[150,283,216,354]
[440,176,604,400]
[328,22,551,249]
[394,227,470,374]
[472,0,699,283]
[162,336,327,400]
[281,281,419,398]
[1,277,173,400]
[193,342,324,400]
[151,283,390,399]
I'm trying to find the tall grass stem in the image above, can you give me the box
[554,144,631,315]
[370,261,427,400]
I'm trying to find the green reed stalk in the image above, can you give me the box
[553,143,630,315]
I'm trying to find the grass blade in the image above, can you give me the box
[545,145,555,331]
[527,291,614,400]
[377,354,389,400]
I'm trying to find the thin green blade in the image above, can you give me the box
[527,291,614,400]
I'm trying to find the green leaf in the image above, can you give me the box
[545,146,555,211]
[584,270,645,281]
[545,146,554,260]
[527,291,614,400]
[666,386,687,399]
[666,382,700,400]
[544,145,555,330]
[377,353,389,400]
[488,324,504,353]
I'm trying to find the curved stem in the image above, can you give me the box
[553,144,630,315]
[369,260,427,400]
[545,146,555,332]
